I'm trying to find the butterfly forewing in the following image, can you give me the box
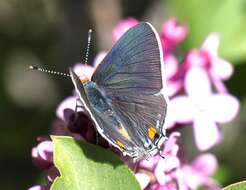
[92,23,163,95]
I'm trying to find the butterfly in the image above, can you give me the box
[70,22,168,160]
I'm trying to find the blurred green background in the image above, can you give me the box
[0,0,245,189]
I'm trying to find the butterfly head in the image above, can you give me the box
[80,76,90,84]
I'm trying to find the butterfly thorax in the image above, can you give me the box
[83,81,112,113]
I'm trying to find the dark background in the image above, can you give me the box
[0,0,245,189]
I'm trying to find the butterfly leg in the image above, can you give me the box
[72,98,84,123]
[75,98,84,113]
[95,130,99,145]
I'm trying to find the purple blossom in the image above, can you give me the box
[179,154,220,190]
[164,54,182,97]
[136,132,181,189]
[201,33,233,81]
[29,140,57,190]
[28,185,49,190]
[112,17,139,42]
[169,67,239,150]
[184,33,233,93]
[161,18,188,53]
[31,140,53,170]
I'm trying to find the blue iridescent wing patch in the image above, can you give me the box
[71,22,168,160]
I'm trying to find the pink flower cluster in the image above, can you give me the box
[29,18,239,190]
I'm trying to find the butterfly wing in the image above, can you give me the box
[70,69,147,158]
[92,22,168,156]
[92,22,164,95]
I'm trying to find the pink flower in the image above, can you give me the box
[28,185,49,190]
[161,18,188,53]
[136,132,181,189]
[32,140,53,170]
[201,33,233,81]
[56,96,82,122]
[164,54,182,97]
[180,154,220,190]
[73,64,94,80]
[93,51,107,68]
[169,67,239,150]
[184,33,233,93]
[112,17,139,42]
[30,140,58,189]
[135,173,151,189]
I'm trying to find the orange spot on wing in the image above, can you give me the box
[116,140,126,149]
[148,127,157,140]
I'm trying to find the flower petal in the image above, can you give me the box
[193,115,221,151]
[28,185,49,190]
[208,94,239,123]
[185,67,212,99]
[73,63,95,79]
[139,156,159,170]
[161,18,188,46]
[185,49,209,68]
[163,132,180,155]
[112,18,139,42]
[135,173,150,189]
[164,107,176,129]
[169,96,196,123]
[56,96,82,120]
[167,80,182,97]
[154,159,167,185]
[156,183,178,190]
[192,154,218,176]
[164,156,180,172]
[93,51,107,68]
[37,141,53,163]
[181,165,204,189]
[211,58,233,80]
[165,54,178,79]
[210,75,228,93]
[201,33,220,55]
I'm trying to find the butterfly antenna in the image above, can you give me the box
[83,29,92,66]
[28,65,70,77]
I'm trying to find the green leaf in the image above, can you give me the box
[166,0,246,63]
[50,136,141,190]
[223,180,246,190]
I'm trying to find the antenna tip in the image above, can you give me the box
[88,29,92,33]
[29,65,38,70]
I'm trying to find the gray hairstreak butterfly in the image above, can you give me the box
[69,22,169,160]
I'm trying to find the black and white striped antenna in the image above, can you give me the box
[28,65,70,77]
[83,29,92,65]
[29,29,93,77]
